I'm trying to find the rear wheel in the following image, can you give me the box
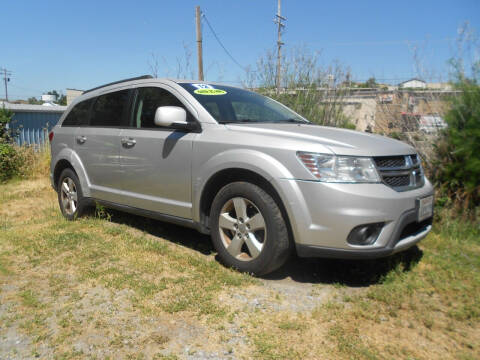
[210,182,290,275]
[57,168,88,220]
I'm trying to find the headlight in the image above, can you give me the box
[297,152,381,183]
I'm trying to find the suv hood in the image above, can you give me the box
[225,123,415,156]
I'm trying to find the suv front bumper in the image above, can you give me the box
[296,208,432,259]
[276,179,434,259]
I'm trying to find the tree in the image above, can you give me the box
[28,97,42,105]
[365,77,377,88]
[47,90,60,98]
[57,94,67,105]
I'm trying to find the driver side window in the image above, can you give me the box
[132,87,191,128]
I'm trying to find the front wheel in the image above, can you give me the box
[210,182,291,275]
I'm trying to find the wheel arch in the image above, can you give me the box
[53,159,77,190]
[51,149,91,197]
[198,168,295,247]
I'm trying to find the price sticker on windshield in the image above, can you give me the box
[191,83,227,95]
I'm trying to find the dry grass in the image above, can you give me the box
[16,146,51,180]
[0,175,479,359]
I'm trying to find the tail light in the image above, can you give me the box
[48,131,54,143]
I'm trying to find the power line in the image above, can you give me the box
[9,84,44,93]
[201,12,248,72]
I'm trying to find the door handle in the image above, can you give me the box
[76,135,87,144]
[121,137,136,148]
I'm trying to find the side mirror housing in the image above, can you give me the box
[154,106,188,128]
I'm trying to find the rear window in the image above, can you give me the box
[90,90,130,127]
[62,98,94,126]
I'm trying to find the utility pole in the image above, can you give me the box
[274,0,286,93]
[195,6,204,81]
[1,68,12,102]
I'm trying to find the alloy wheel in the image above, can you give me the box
[60,177,78,216]
[218,197,266,261]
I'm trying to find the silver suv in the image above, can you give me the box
[50,76,434,275]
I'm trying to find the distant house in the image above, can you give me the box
[398,78,427,89]
[1,101,66,146]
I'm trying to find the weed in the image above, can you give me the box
[19,289,41,308]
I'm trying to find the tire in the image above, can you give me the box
[57,168,88,220]
[210,182,291,275]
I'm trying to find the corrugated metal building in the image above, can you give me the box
[1,102,67,146]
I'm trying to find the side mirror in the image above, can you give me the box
[154,106,188,128]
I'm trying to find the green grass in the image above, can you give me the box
[1,177,479,359]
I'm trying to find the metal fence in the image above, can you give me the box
[15,127,50,147]
[8,110,63,147]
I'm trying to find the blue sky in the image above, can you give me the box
[1,0,479,100]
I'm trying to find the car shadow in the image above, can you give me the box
[102,209,423,287]
[104,209,215,256]
[263,246,424,287]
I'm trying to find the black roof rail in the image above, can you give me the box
[83,75,154,94]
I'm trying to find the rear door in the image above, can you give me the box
[118,86,197,219]
[74,89,131,203]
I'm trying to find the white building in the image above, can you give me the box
[398,78,427,89]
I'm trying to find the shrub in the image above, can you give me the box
[0,143,22,182]
[0,106,15,143]
[431,78,480,211]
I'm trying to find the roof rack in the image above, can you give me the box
[83,75,153,94]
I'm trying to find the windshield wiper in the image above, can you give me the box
[218,119,265,124]
[277,118,309,123]
[219,118,308,124]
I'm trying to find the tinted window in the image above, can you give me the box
[62,98,93,126]
[132,87,192,128]
[90,90,130,127]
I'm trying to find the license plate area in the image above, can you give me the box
[417,195,434,222]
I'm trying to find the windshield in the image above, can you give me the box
[179,83,309,124]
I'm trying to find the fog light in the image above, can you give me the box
[347,223,384,245]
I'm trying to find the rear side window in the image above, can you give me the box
[90,90,130,127]
[131,87,193,128]
[62,98,93,126]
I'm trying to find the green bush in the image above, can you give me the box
[431,78,480,211]
[0,106,14,143]
[0,143,23,182]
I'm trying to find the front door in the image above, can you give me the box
[118,86,197,219]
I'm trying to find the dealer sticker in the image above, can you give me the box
[191,83,227,95]
[194,88,227,95]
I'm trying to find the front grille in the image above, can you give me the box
[384,175,410,187]
[374,156,405,168]
[374,154,424,191]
